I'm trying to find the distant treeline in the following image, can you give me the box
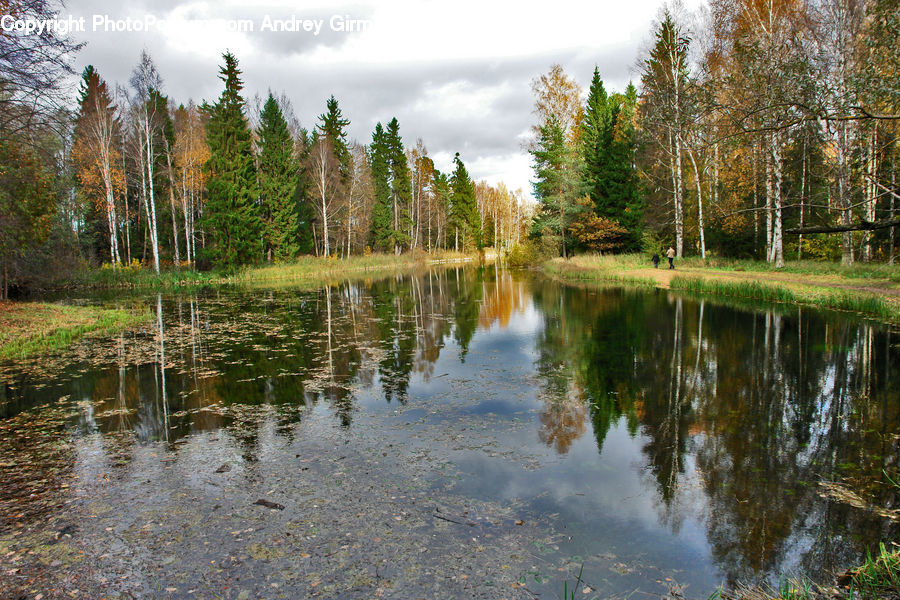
[0,6,531,295]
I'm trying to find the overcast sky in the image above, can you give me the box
[59,0,698,198]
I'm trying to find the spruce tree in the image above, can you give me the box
[293,127,316,254]
[203,52,261,268]
[531,117,580,257]
[385,117,412,253]
[449,153,480,251]
[258,93,300,261]
[579,68,642,250]
[369,122,393,251]
[316,95,352,185]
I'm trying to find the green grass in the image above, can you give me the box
[850,542,900,598]
[670,276,798,304]
[670,276,896,322]
[77,263,221,289]
[232,253,459,285]
[560,252,900,283]
[72,252,477,289]
[561,564,584,600]
[543,257,657,288]
[0,302,152,360]
[683,256,900,283]
[706,542,900,600]
[542,254,899,323]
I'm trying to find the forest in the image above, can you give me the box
[0,0,898,298]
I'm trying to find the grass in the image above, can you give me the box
[681,256,900,283]
[77,262,221,289]
[543,256,657,288]
[670,277,799,304]
[0,301,152,360]
[709,471,900,599]
[670,276,896,321]
[708,545,900,599]
[72,252,477,289]
[232,251,473,286]
[851,543,900,598]
[542,254,900,323]
[561,564,585,599]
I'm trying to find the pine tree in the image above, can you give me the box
[642,11,690,257]
[531,117,581,258]
[432,169,451,250]
[579,68,642,250]
[258,93,300,261]
[316,95,352,185]
[369,122,393,252]
[203,52,261,268]
[449,153,480,251]
[293,128,316,255]
[385,117,412,254]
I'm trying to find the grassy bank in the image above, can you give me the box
[73,252,477,289]
[711,542,900,600]
[542,257,657,288]
[542,255,900,323]
[0,302,152,360]
[232,251,473,286]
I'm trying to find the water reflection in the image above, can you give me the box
[530,282,900,586]
[1,267,898,594]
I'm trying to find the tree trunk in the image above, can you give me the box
[687,145,705,260]
[753,142,759,257]
[144,124,161,273]
[673,128,684,258]
[672,61,684,259]
[560,201,567,259]
[121,130,131,265]
[765,141,773,263]
[892,136,896,264]
[864,126,878,261]
[770,132,784,268]
[165,142,180,266]
[799,133,806,260]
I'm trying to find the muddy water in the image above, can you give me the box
[1,266,898,599]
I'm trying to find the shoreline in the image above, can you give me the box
[0,301,152,360]
[542,255,900,323]
[55,252,486,291]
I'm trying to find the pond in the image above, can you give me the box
[1,266,898,599]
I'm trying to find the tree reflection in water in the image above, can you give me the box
[531,282,900,585]
[1,267,897,589]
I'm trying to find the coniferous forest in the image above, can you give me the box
[0,0,898,297]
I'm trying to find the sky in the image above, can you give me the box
[57,0,696,198]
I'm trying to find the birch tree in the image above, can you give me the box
[642,10,691,257]
[72,66,124,267]
[308,136,342,257]
[128,50,164,273]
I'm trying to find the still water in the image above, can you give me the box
[1,266,898,599]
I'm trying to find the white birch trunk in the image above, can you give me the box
[686,145,705,260]
[770,132,784,268]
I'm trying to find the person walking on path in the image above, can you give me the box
[666,247,676,269]
[651,252,660,268]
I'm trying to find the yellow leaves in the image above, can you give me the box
[530,64,583,146]
[569,198,629,252]
[72,138,125,213]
